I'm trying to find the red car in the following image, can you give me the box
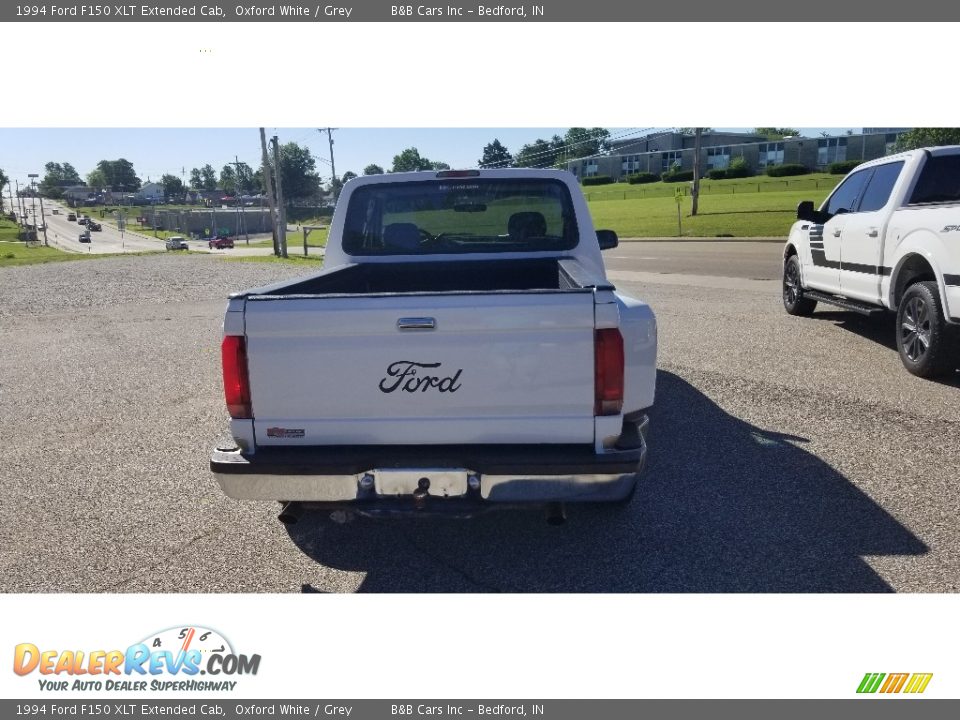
[208,236,234,249]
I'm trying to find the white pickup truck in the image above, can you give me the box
[783,146,960,377]
[211,169,657,523]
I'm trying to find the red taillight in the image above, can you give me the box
[594,329,624,416]
[221,335,251,419]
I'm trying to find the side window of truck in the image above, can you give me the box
[824,169,871,216]
[856,161,905,213]
[909,154,960,205]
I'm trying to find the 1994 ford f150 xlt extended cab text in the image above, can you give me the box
[210,169,658,523]
[783,146,960,377]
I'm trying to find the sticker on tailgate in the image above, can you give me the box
[266,427,305,438]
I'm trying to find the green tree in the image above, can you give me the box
[341,171,358,183]
[277,142,321,200]
[0,168,8,212]
[430,161,450,171]
[678,127,714,135]
[554,128,610,164]
[189,167,203,189]
[160,174,185,202]
[363,164,384,175]
[754,127,801,140]
[479,139,513,168]
[220,164,236,194]
[895,128,960,151]
[86,168,107,190]
[95,159,141,192]
[200,164,217,191]
[234,162,256,195]
[391,147,434,172]
[514,138,556,168]
[39,162,82,198]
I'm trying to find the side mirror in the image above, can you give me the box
[597,229,618,250]
[796,200,816,222]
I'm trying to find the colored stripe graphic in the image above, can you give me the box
[857,673,885,693]
[880,673,908,693]
[857,672,932,694]
[904,673,933,694]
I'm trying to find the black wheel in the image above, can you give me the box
[783,254,817,316]
[896,281,953,378]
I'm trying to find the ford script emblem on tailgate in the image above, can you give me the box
[379,361,463,394]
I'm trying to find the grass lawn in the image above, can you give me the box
[222,254,325,266]
[246,226,328,250]
[580,173,842,202]
[588,187,834,237]
[0,237,133,267]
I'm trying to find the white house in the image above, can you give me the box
[137,182,164,202]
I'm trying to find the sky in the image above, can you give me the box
[0,127,857,190]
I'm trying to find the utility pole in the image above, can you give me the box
[28,174,39,240]
[259,128,280,256]
[691,128,703,217]
[14,180,24,225]
[324,127,338,199]
[231,155,249,243]
[271,135,288,258]
[38,194,49,246]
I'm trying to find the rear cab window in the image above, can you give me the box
[908,154,960,205]
[342,178,579,256]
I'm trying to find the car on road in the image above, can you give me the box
[211,168,658,525]
[78,216,88,225]
[78,231,91,243]
[52,209,60,215]
[165,236,189,251]
[784,146,960,377]
[88,221,102,231]
[67,213,76,221]
[208,236,234,249]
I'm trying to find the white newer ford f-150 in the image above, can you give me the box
[783,146,960,377]
[210,169,658,523]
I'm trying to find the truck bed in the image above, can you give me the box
[238,257,612,297]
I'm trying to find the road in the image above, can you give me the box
[34,200,284,256]
[1,243,958,593]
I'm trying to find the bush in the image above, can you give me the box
[828,160,862,175]
[706,169,727,180]
[765,163,808,177]
[661,169,694,183]
[625,172,658,185]
[724,157,752,178]
[582,175,614,186]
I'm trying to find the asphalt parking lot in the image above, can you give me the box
[1,244,958,593]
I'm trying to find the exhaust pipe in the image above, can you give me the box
[278,501,304,525]
[545,502,566,526]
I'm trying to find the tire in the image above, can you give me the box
[896,281,954,378]
[782,254,817,316]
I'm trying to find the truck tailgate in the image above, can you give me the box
[243,291,598,446]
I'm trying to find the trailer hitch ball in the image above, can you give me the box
[413,477,430,509]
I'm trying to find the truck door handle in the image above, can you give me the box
[397,317,436,331]
[867,228,879,237]
[833,229,842,237]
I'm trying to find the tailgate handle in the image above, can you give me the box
[397,317,436,331]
